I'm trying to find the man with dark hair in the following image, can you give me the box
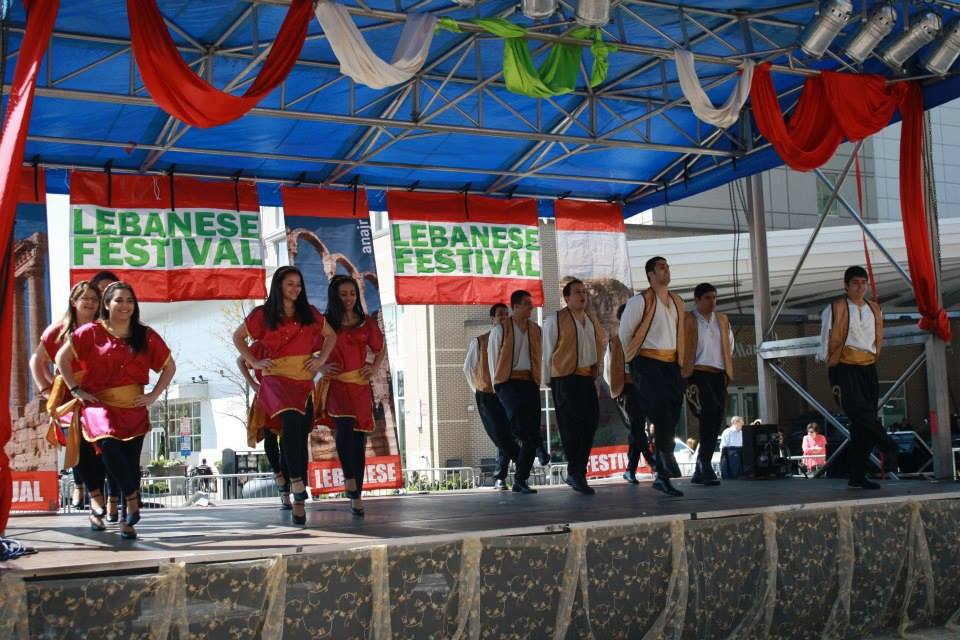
[819,266,897,489]
[488,290,542,494]
[605,303,655,483]
[618,256,687,497]
[682,283,734,487]
[464,303,519,490]
[542,279,603,494]
[89,270,120,294]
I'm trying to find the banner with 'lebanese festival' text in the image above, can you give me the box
[280,186,404,494]
[69,171,267,302]
[386,191,544,305]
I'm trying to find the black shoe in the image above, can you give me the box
[623,470,640,485]
[351,507,365,518]
[848,478,881,490]
[537,447,550,467]
[690,474,705,485]
[565,474,595,495]
[652,477,684,497]
[124,493,141,527]
[106,497,120,523]
[511,480,537,494]
[493,479,509,491]
[292,490,309,525]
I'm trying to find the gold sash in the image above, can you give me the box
[262,355,315,381]
[314,369,369,424]
[45,378,141,468]
[839,346,877,366]
[509,370,533,381]
[639,348,678,363]
[693,364,725,374]
[574,366,593,377]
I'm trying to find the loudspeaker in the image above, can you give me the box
[741,424,789,479]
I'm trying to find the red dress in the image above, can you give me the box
[244,341,283,447]
[318,316,384,433]
[70,321,171,442]
[41,321,89,444]
[244,305,327,418]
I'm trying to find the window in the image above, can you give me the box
[149,401,202,458]
[816,172,841,216]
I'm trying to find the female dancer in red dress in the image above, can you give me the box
[237,342,290,509]
[316,276,386,518]
[56,282,176,539]
[233,266,336,525]
[29,280,100,510]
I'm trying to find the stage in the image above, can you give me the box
[3,478,960,639]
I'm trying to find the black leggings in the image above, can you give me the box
[280,399,313,486]
[334,417,367,493]
[262,428,288,482]
[76,436,144,497]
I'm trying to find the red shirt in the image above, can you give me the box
[323,315,384,432]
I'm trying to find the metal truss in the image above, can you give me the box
[2,0,841,199]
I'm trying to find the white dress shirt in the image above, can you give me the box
[601,343,630,390]
[463,335,485,393]
[618,292,678,353]
[487,320,532,377]
[720,426,743,448]
[817,300,877,362]
[693,309,735,369]
[541,311,598,385]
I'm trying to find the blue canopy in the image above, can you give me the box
[4,0,960,215]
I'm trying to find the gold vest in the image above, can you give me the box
[550,308,604,379]
[827,297,883,367]
[470,333,495,394]
[624,288,687,365]
[681,311,734,381]
[493,320,542,385]
[607,335,630,399]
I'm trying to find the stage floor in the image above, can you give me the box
[5,477,960,577]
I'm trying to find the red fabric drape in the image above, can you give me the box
[899,84,951,341]
[127,0,312,128]
[0,0,60,536]
[751,63,951,342]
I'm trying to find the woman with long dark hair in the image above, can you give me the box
[233,266,336,525]
[316,275,386,518]
[55,282,176,539]
[30,280,100,510]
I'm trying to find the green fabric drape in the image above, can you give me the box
[437,17,616,98]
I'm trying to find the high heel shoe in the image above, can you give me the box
[279,484,292,511]
[106,497,120,523]
[71,486,85,510]
[291,490,308,525]
[124,493,141,526]
[88,491,106,518]
[88,513,106,531]
[120,523,137,540]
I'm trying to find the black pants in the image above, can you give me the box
[494,379,541,483]
[689,370,726,478]
[334,417,367,493]
[551,375,599,478]
[280,399,314,485]
[629,356,685,479]
[78,436,144,497]
[262,428,289,482]
[616,383,653,473]
[830,363,897,481]
[75,438,105,496]
[476,391,518,480]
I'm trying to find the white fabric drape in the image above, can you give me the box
[674,48,754,129]
[315,0,438,90]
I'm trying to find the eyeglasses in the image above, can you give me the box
[78,296,100,303]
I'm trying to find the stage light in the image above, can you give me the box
[844,3,897,63]
[881,11,941,69]
[575,0,611,26]
[521,0,557,20]
[798,0,854,58]
[923,18,960,75]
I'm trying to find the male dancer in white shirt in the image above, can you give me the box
[818,266,897,489]
[463,303,519,490]
[682,283,734,486]
[488,290,542,494]
[542,279,603,494]
[619,256,687,497]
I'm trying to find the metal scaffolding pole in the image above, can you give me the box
[745,173,778,422]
